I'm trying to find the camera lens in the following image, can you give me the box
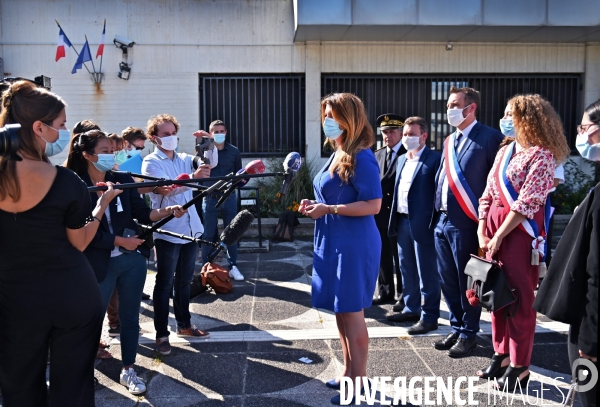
[0,123,22,161]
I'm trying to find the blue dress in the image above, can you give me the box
[311,148,383,313]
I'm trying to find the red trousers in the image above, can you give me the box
[485,203,541,366]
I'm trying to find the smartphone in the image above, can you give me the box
[119,228,137,253]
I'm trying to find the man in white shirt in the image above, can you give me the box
[142,114,212,356]
[386,117,442,335]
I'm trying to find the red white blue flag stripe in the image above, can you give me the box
[495,142,550,256]
[443,132,479,222]
[55,28,72,62]
[96,21,105,58]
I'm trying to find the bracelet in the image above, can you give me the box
[334,205,338,215]
[93,216,101,223]
[152,186,159,194]
[328,205,332,214]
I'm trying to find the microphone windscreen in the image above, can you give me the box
[283,152,302,172]
[220,209,255,246]
[245,159,266,175]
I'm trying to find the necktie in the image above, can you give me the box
[454,132,463,151]
[384,148,393,173]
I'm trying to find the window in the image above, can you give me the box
[199,74,306,156]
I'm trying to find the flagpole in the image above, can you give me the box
[85,35,97,73]
[55,20,93,74]
[98,19,105,75]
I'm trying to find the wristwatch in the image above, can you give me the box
[334,205,338,215]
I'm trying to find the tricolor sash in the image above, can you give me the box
[495,142,551,257]
[443,132,479,222]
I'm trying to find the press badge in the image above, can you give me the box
[116,197,124,212]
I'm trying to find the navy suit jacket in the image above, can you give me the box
[81,171,153,283]
[388,146,442,245]
[374,144,406,230]
[434,122,503,229]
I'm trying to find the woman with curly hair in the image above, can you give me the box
[299,93,382,404]
[476,94,570,389]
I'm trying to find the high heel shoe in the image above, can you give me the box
[477,354,509,379]
[325,379,341,389]
[495,365,530,390]
[330,379,370,405]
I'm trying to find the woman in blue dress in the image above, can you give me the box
[299,93,382,404]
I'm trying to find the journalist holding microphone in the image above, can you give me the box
[0,81,120,406]
[65,130,186,394]
[299,93,382,405]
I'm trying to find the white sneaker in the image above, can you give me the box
[229,265,244,281]
[120,367,146,395]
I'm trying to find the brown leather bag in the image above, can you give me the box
[201,262,233,294]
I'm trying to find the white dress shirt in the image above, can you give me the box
[142,149,204,244]
[396,146,425,214]
[440,120,478,211]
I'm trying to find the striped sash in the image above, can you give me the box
[443,132,479,222]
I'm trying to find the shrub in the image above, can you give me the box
[552,159,598,214]
[254,156,318,218]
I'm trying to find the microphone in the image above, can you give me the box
[220,210,255,246]
[206,209,255,262]
[215,160,265,207]
[171,173,190,188]
[279,152,302,197]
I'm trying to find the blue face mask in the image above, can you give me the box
[499,118,515,137]
[92,154,116,172]
[576,130,600,161]
[114,150,128,165]
[126,148,141,159]
[323,117,343,140]
[41,125,70,157]
[214,134,226,144]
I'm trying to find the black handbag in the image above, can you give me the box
[464,254,518,316]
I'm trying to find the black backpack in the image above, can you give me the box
[273,210,300,242]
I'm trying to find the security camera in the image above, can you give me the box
[114,35,135,48]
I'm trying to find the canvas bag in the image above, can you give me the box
[201,262,233,294]
[273,210,300,242]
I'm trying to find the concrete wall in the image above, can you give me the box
[1,0,598,167]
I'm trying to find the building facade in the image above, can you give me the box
[1,0,598,168]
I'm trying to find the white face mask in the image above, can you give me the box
[158,135,178,151]
[447,104,471,127]
[402,136,421,152]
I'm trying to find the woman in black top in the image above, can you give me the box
[0,81,120,406]
[66,130,186,395]
[534,100,599,407]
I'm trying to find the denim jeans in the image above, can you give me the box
[153,239,198,339]
[98,251,147,367]
[201,193,238,267]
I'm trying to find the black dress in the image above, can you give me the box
[0,166,103,407]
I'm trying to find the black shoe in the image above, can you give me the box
[433,332,459,350]
[141,293,151,300]
[477,354,510,379]
[407,320,438,335]
[448,337,477,358]
[372,296,395,306]
[392,300,406,312]
[386,312,420,322]
[495,365,530,390]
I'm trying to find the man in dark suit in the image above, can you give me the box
[372,114,406,309]
[386,117,442,335]
[433,87,503,357]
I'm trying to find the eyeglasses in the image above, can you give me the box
[577,123,597,134]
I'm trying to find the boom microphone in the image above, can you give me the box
[279,152,302,197]
[220,210,255,246]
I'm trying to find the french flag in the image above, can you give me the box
[96,20,105,59]
[55,27,72,62]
